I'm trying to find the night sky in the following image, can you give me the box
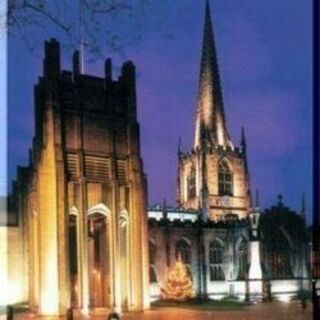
[7,0,312,221]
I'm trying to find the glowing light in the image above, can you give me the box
[161,256,195,301]
[278,294,292,303]
[39,250,59,315]
[0,228,8,306]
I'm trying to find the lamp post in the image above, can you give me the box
[248,203,263,302]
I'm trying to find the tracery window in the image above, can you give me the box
[218,160,233,196]
[238,239,248,280]
[209,240,225,281]
[187,167,196,200]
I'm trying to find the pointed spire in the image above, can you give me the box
[194,0,231,149]
[241,126,246,149]
[178,137,182,155]
[78,0,85,73]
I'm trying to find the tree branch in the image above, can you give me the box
[22,0,71,33]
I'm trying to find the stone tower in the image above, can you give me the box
[177,1,251,221]
[14,39,149,316]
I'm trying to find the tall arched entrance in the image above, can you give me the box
[68,207,81,309]
[87,204,112,309]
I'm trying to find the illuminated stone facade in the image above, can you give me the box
[177,2,250,221]
[148,1,310,302]
[12,40,149,316]
[4,0,311,313]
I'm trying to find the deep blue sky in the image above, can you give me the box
[8,0,312,221]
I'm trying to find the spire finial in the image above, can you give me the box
[78,0,85,73]
[178,137,182,155]
[205,0,211,15]
[241,126,246,148]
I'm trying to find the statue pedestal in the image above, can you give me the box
[248,280,263,302]
[248,241,263,302]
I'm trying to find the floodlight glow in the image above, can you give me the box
[278,294,291,303]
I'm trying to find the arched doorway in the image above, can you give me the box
[87,204,111,309]
[68,209,79,308]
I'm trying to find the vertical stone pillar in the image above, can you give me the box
[38,106,59,315]
[79,179,89,314]
[111,181,122,313]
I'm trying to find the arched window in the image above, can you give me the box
[209,240,225,281]
[187,167,196,200]
[175,238,191,265]
[238,239,248,280]
[218,160,233,196]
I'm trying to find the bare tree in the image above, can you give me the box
[7,0,151,59]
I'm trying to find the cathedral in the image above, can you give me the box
[10,39,150,315]
[148,1,309,302]
[1,0,311,317]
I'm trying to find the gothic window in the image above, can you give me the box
[209,240,225,281]
[175,238,191,265]
[238,239,248,280]
[218,160,233,196]
[210,266,225,281]
[187,167,196,200]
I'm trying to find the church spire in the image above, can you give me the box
[194,0,231,149]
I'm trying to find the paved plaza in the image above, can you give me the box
[3,301,312,320]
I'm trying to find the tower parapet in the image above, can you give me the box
[15,39,149,315]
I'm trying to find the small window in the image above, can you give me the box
[218,160,233,196]
[238,239,248,280]
[209,240,225,281]
[187,167,196,200]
